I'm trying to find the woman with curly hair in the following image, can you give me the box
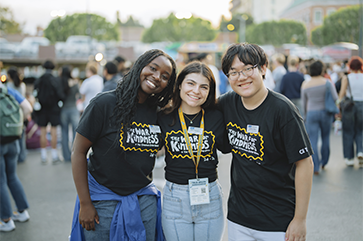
[70,49,177,241]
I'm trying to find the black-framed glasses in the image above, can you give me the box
[226,64,258,80]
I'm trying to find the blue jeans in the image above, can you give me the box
[17,128,27,163]
[305,110,333,172]
[162,180,224,241]
[342,101,363,159]
[83,195,157,241]
[0,141,29,220]
[60,107,79,161]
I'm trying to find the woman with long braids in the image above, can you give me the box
[157,61,229,241]
[70,49,176,241]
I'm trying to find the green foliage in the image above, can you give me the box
[142,13,216,43]
[246,20,307,46]
[219,13,254,32]
[0,5,22,34]
[311,5,361,46]
[44,13,119,43]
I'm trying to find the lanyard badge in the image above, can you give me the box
[178,107,210,205]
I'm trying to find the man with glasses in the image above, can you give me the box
[218,43,314,241]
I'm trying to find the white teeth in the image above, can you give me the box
[147,80,156,88]
[188,95,199,100]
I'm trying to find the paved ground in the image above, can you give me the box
[1,129,362,241]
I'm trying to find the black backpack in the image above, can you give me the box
[0,86,23,144]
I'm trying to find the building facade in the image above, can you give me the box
[280,0,360,39]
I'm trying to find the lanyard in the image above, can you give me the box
[178,107,205,179]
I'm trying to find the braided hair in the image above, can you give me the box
[110,49,177,130]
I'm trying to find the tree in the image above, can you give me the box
[142,13,216,43]
[246,20,307,46]
[311,5,360,46]
[44,13,119,43]
[0,5,22,34]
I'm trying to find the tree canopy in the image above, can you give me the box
[44,13,119,42]
[0,5,22,34]
[246,20,307,46]
[311,5,361,46]
[142,13,216,43]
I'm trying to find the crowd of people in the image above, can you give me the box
[0,43,362,241]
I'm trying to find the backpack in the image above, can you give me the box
[0,86,24,144]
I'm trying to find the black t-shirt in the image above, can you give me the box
[157,108,229,185]
[218,90,313,232]
[76,90,161,196]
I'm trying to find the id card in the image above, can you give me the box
[188,126,203,135]
[188,178,210,205]
[149,125,161,133]
[247,124,259,134]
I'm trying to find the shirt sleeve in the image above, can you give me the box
[8,87,25,104]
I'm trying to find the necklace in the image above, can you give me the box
[183,111,200,124]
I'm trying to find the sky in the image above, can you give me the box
[2,0,232,35]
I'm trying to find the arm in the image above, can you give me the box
[71,133,99,231]
[338,75,348,101]
[285,156,313,241]
[20,98,33,120]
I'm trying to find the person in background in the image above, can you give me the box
[70,49,177,241]
[0,81,33,232]
[7,67,27,163]
[280,55,305,114]
[79,61,103,114]
[59,65,80,162]
[337,56,363,166]
[301,60,338,175]
[102,61,121,92]
[272,53,287,92]
[34,60,65,164]
[114,55,126,77]
[219,43,313,241]
[264,66,275,90]
[158,61,229,241]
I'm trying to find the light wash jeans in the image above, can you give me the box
[0,141,29,220]
[17,128,27,163]
[342,101,363,159]
[60,107,79,161]
[83,195,157,241]
[305,110,333,172]
[162,180,224,241]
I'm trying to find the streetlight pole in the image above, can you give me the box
[239,14,248,43]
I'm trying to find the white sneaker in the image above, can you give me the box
[345,158,355,166]
[11,210,30,222]
[0,219,15,232]
[357,152,363,160]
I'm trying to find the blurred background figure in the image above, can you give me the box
[79,61,103,114]
[271,53,287,92]
[280,55,305,113]
[338,56,363,166]
[102,61,121,92]
[6,67,28,163]
[0,78,32,232]
[59,65,80,162]
[114,55,126,77]
[34,60,64,164]
[301,60,338,174]
[264,66,275,90]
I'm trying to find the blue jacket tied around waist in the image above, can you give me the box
[70,172,164,241]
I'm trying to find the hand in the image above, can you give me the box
[285,217,306,241]
[79,202,99,231]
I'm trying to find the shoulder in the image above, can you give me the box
[5,87,24,103]
[218,91,237,105]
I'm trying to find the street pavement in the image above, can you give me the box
[1,129,362,241]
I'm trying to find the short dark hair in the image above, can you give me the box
[348,56,363,71]
[309,60,324,77]
[42,60,55,70]
[114,56,126,63]
[105,61,118,75]
[221,43,268,79]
